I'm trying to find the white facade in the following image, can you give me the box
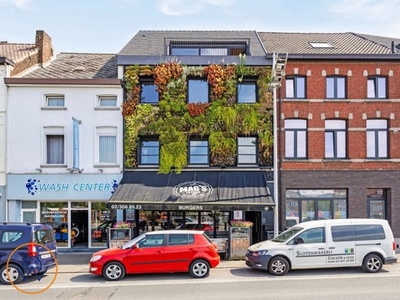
[6,82,124,248]
[0,63,11,220]
[7,85,123,174]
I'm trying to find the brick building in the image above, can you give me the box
[260,32,400,244]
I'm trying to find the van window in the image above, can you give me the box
[332,224,386,242]
[296,227,325,244]
[331,225,354,242]
[353,224,385,241]
[35,229,56,244]
[1,231,24,243]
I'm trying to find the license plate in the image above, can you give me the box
[41,254,51,259]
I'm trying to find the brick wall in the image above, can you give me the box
[10,30,53,76]
[279,60,400,171]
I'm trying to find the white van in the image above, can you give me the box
[245,219,397,276]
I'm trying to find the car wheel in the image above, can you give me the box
[268,256,289,276]
[102,262,126,281]
[189,259,210,278]
[0,264,24,284]
[362,254,383,273]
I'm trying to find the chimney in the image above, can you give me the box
[35,30,54,65]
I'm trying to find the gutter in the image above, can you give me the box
[265,53,400,60]
[4,78,123,86]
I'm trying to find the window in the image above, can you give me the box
[367,76,387,99]
[297,227,325,244]
[285,189,348,222]
[99,136,116,163]
[188,79,209,103]
[170,41,247,56]
[237,79,257,103]
[286,76,306,98]
[325,120,346,158]
[168,234,194,245]
[46,95,65,107]
[140,138,160,165]
[367,119,388,158]
[98,95,117,107]
[326,76,346,99]
[310,42,333,48]
[331,225,385,242]
[140,79,159,104]
[138,234,165,248]
[367,188,387,219]
[96,127,117,165]
[237,137,257,164]
[47,135,64,164]
[189,139,209,165]
[284,119,307,159]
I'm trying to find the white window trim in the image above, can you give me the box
[42,93,66,110]
[95,94,119,110]
[94,126,119,167]
[41,126,66,167]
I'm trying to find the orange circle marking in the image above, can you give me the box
[6,242,58,294]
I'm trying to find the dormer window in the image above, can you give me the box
[169,40,248,56]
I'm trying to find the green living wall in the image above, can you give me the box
[122,61,273,174]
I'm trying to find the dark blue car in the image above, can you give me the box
[0,223,58,284]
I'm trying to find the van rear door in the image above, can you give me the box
[326,224,357,266]
[33,225,58,270]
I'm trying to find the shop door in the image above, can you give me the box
[71,209,89,247]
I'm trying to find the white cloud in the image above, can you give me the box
[328,0,400,37]
[0,0,31,9]
[158,0,235,16]
[329,0,400,21]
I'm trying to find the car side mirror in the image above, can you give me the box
[132,244,138,249]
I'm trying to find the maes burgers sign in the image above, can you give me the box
[172,181,213,199]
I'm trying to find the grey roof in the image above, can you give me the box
[258,32,400,55]
[355,33,400,51]
[23,52,118,79]
[119,30,267,56]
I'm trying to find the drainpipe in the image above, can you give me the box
[273,53,279,237]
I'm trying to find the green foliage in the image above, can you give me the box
[122,63,273,170]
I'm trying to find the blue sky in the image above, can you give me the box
[1,0,400,54]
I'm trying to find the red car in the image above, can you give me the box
[89,230,220,280]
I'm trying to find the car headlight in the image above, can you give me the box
[253,250,268,256]
[90,255,102,262]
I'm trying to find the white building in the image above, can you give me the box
[1,30,55,221]
[5,52,123,249]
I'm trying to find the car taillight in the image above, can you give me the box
[28,243,37,257]
[393,241,397,251]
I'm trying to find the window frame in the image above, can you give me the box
[325,119,347,159]
[139,137,160,166]
[284,119,307,159]
[188,138,209,165]
[43,94,66,109]
[45,135,65,165]
[97,95,118,109]
[367,76,387,99]
[187,78,209,104]
[237,136,257,165]
[139,77,159,104]
[95,126,118,166]
[326,76,346,99]
[366,119,388,159]
[285,76,306,99]
[237,77,258,103]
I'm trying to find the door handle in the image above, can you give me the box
[318,248,325,250]
[328,247,335,249]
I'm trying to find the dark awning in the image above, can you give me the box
[108,170,274,212]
